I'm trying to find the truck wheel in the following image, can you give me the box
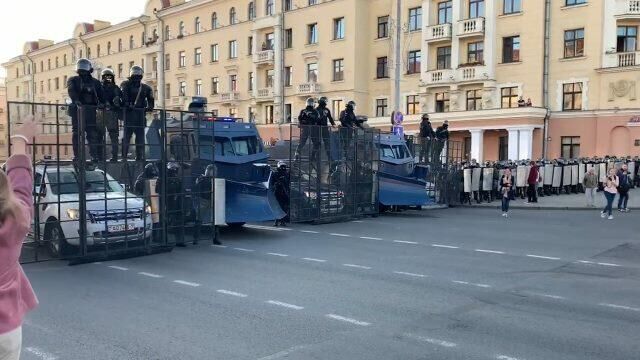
[227,222,246,229]
[45,220,71,258]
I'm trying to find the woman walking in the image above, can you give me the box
[601,168,619,220]
[0,116,39,360]
[500,168,514,218]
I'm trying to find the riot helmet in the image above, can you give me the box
[167,162,180,175]
[346,101,356,111]
[76,58,93,75]
[101,68,115,83]
[143,163,158,178]
[129,65,144,81]
[421,114,430,123]
[305,98,315,108]
[442,120,449,129]
[318,97,328,107]
[204,164,215,177]
[277,161,288,170]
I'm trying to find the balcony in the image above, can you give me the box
[145,71,158,81]
[603,51,640,68]
[425,23,452,43]
[615,0,640,18]
[457,17,485,38]
[297,82,321,96]
[253,50,275,65]
[424,69,455,85]
[220,92,240,103]
[171,96,189,107]
[256,87,274,101]
[457,65,489,82]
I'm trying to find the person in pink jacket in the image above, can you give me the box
[0,116,39,360]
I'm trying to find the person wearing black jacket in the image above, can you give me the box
[432,120,449,164]
[418,114,435,163]
[155,162,185,246]
[295,98,320,161]
[316,97,335,161]
[67,58,104,162]
[134,163,159,196]
[120,65,154,161]
[272,161,290,226]
[194,164,222,245]
[339,101,362,158]
[97,68,122,162]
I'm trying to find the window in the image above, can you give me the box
[285,29,293,49]
[503,0,521,14]
[502,36,520,63]
[437,46,451,69]
[435,92,450,112]
[141,31,146,46]
[165,25,171,40]
[266,0,275,15]
[467,42,484,63]
[179,21,185,36]
[501,87,518,108]
[248,36,253,55]
[106,41,112,55]
[165,54,171,70]
[165,83,171,97]
[129,61,134,71]
[229,75,238,91]
[211,44,219,62]
[179,51,186,67]
[406,95,419,115]
[466,89,482,110]
[129,35,135,49]
[266,69,275,87]
[565,0,586,6]
[332,100,344,117]
[376,99,388,117]
[195,79,203,96]
[40,61,44,72]
[408,7,422,31]
[564,29,585,58]
[195,17,201,33]
[248,2,256,20]
[211,77,219,94]
[230,7,237,25]
[332,59,345,81]
[309,0,318,4]
[499,136,508,161]
[438,1,453,24]
[617,26,637,53]
[562,82,582,111]
[377,16,390,39]
[47,79,51,92]
[194,47,202,65]
[284,104,292,123]
[54,78,59,90]
[285,0,293,11]
[334,18,345,40]
[229,40,238,58]
[561,136,580,159]
[285,66,293,86]
[265,106,274,124]
[469,0,485,18]
[265,33,275,49]
[118,63,123,78]
[248,72,254,91]
[308,23,318,44]
[47,59,51,70]
[179,81,187,96]
[407,50,421,74]
[307,63,318,82]
[63,54,67,66]
[118,39,123,52]
[376,57,389,78]
[211,13,218,29]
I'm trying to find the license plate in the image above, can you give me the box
[108,224,136,233]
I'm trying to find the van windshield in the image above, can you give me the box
[378,144,410,159]
[47,170,124,195]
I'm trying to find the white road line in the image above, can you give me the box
[93,262,103,265]
[138,272,163,278]
[302,257,327,263]
[394,240,418,244]
[24,347,58,360]
[525,292,566,300]
[403,333,457,348]
[599,303,640,312]
[267,252,289,257]
[300,230,319,234]
[360,236,383,240]
[394,271,426,278]
[212,245,228,248]
[329,233,351,237]
[597,262,621,267]
[352,220,364,223]
[526,254,561,260]
[432,244,459,249]
[108,265,128,271]
[577,260,595,264]
[452,280,469,285]
[245,224,288,231]
[326,314,371,326]
[497,355,522,360]
[266,300,304,310]
[217,289,248,298]
[257,345,308,360]
[475,249,505,254]
[233,247,255,252]
[173,280,201,287]
[343,264,372,270]
[474,283,492,288]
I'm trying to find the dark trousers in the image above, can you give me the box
[618,190,629,209]
[501,196,510,212]
[71,106,100,161]
[527,184,538,202]
[603,192,615,216]
[419,138,431,163]
[432,141,445,164]
[96,109,120,160]
[122,110,146,160]
[295,126,312,158]
[340,127,353,159]
[320,126,332,160]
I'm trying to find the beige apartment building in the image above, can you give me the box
[3,0,640,161]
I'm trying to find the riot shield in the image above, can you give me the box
[482,167,494,191]
[629,161,636,182]
[538,166,545,189]
[471,167,481,192]
[571,164,579,186]
[578,163,586,184]
[563,165,572,186]
[552,166,563,187]
[463,168,472,193]
[599,163,607,182]
[543,164,554,185]
[516,165,526,187]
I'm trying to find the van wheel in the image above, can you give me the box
[227,222,246,229]
[45,221,70,258]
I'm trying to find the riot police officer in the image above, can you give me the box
[419,114,435,163]
[194,164,222,245]
[120,65,154,161]
[295,98,320,161]
[67,58,104,163]
[134,163,159,196]
[432,120,449,164]
[155,162,185,246]
[97,68,122,162]
[339,101,362,159]
[272,161,290,226]
[316,97,335,161]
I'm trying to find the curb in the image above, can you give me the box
[455,204,640,211]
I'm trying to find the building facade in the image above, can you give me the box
[0,78,7,160]
[2,0,640,161]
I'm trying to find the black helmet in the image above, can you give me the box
[101,68,115,81]
[277,161,287,169]
[76,58,93,74]
[347,101,356,109]
[318,97,328,107]
[305,98,315,107]
[421,114,430,122]
[129,65,144,78]
[167,162,180,173]
[204,164,215,177]
[143,163,158,177]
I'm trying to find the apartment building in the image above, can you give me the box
[3,0,640,161]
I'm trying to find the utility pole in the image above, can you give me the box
[394,0,402,113]
[154,10,165,110]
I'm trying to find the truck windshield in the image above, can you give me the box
[232,136,262,156]
[379,144,410,159]
[47,170,124,195]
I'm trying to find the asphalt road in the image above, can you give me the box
[20,208,640,360]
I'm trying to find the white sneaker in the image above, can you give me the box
[625,208,631,212]
[600,212,606,218]
[608,215,614,220]
[504,213,509,218]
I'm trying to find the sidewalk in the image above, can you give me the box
[458,188,640,210]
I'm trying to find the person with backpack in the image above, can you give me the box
[617,164,631,213]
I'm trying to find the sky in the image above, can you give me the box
[0,0,148,76]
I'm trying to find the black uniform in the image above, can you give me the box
[295,106,320,160]
[316,105,335,160]
[120,79,154,160]
[67,75,104,161]
[432,124,449,164]
[134,163,158,196]
[339,108,362,158]
[155,167,184,244]
[419,120,435,163]
[98,82,122,161]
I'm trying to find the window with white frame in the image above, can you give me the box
[195,79,202,96]
[211,44,219,62]
[194,47,202,65]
